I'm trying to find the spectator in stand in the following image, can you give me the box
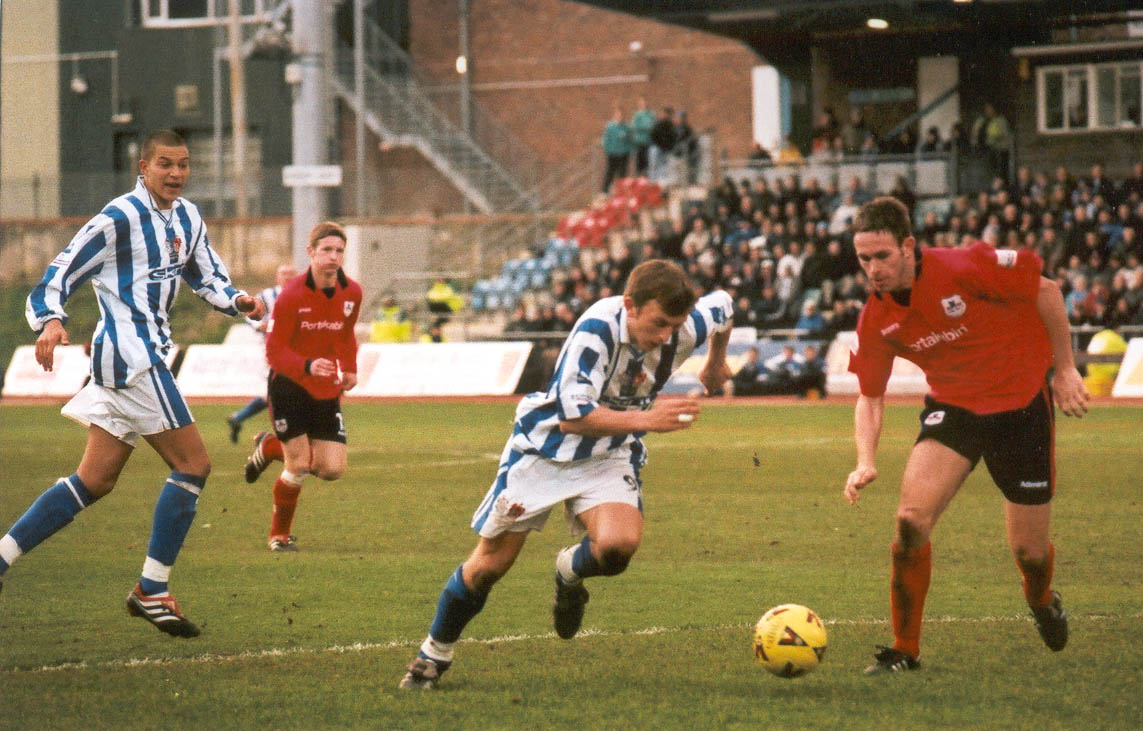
[1077,278,1111,326]
[811,109,839,157]
[1065,274,1089,323]
[886,128,916,155]
[795,299,826,335]
[945,121,969,153]
[1086,163,1115,205]
[800,240,827,295]
[1118,226,1139,260]
[797,343,827,398]
[427,277,464,319]
[889,176,916,221]
[601,106,632,194]
[649,107,672,183]
[842,108,874,155]
[421,318,447,343]
[823,298,861,339]
[629,97,656,177]
[674,110,697,184]
[660,219,686,262]
[755,283,785,326]
[1122,161,1143,203]
[763,345,805,393]
[776,136,805,166]
[971,102,1012,181]
[732,295,758,328]
[505,303,539,334]
[919,126,943,154]
[829,193,861,235]
[725,347,765,396]
[775,258,802,324]
[749,141,772,163]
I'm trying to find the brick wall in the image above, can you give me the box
[357,0,761,215]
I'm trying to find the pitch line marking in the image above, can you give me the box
[5,611,1140,676]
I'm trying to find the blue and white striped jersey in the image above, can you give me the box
[26,177,245,388]
[507,290,733,462]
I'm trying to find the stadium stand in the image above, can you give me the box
[465,156,1143,392]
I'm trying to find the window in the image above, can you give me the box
[140,0,269,28]
[1038,60,1143,133]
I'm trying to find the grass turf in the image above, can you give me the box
[0,401,1139,729]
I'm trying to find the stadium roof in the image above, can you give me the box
[571,1,1143,63]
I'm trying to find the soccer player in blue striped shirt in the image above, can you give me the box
[401,259,733,689]
[1,129,266,637]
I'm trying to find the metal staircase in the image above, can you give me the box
[330,17,540,214]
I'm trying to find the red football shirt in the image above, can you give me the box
[266,269,362,400]
[848,242,1052,414]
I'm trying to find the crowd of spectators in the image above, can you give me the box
[503,158,1143,347]
[601,100,703,193]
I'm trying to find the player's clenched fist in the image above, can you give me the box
[645,397,700,432]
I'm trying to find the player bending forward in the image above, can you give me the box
[243,222,361,552]
[843,197,1089,674]
[2,129,266,636]
[400,259,732,689]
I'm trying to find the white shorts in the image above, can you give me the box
[471,445,644,539]
[61,366,195,446]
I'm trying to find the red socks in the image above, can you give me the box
[1017,542,1055,609]
[270,477,302,539]
[890,541,932,659]
[261,434,284,462]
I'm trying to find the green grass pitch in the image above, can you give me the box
[1,400,1139,729]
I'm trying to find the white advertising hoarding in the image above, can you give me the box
[2,345,90,398]
[352,342,532,397]
[177,344,269,397]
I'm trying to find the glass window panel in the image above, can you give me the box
[1097,67,1116,128]
[170,0,209,19]
[1066,70,1088,129]
[1044,71,1064,129]
[1121,67,1142,127]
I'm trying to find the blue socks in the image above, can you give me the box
[1,474,98,575]
[139,472,205,595]
[233,397,268,423]
[428,564,490,644]
[570,535,605,578]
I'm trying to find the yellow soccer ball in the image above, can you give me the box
[753,604,828,678]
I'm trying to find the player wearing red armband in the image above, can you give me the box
[243,222,362,552]
[842,197,1089,674]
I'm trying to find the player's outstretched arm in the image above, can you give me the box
[844,393,883,505]
[1036,277,1090,418]
[34,319,69,372]
[560,397,700,437]
[698,329,733,395]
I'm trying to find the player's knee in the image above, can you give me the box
[85,477,117,498]
[311,464,343,481]
[172,459,210,482]
[1013,543,1049,568]
[468,562,510,592]
[895,513,930,553]
[596,541,638,576]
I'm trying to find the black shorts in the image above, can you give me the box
[267,373,346,444]
[916,385,1054,506]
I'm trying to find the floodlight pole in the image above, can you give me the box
[291,0,330,268]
